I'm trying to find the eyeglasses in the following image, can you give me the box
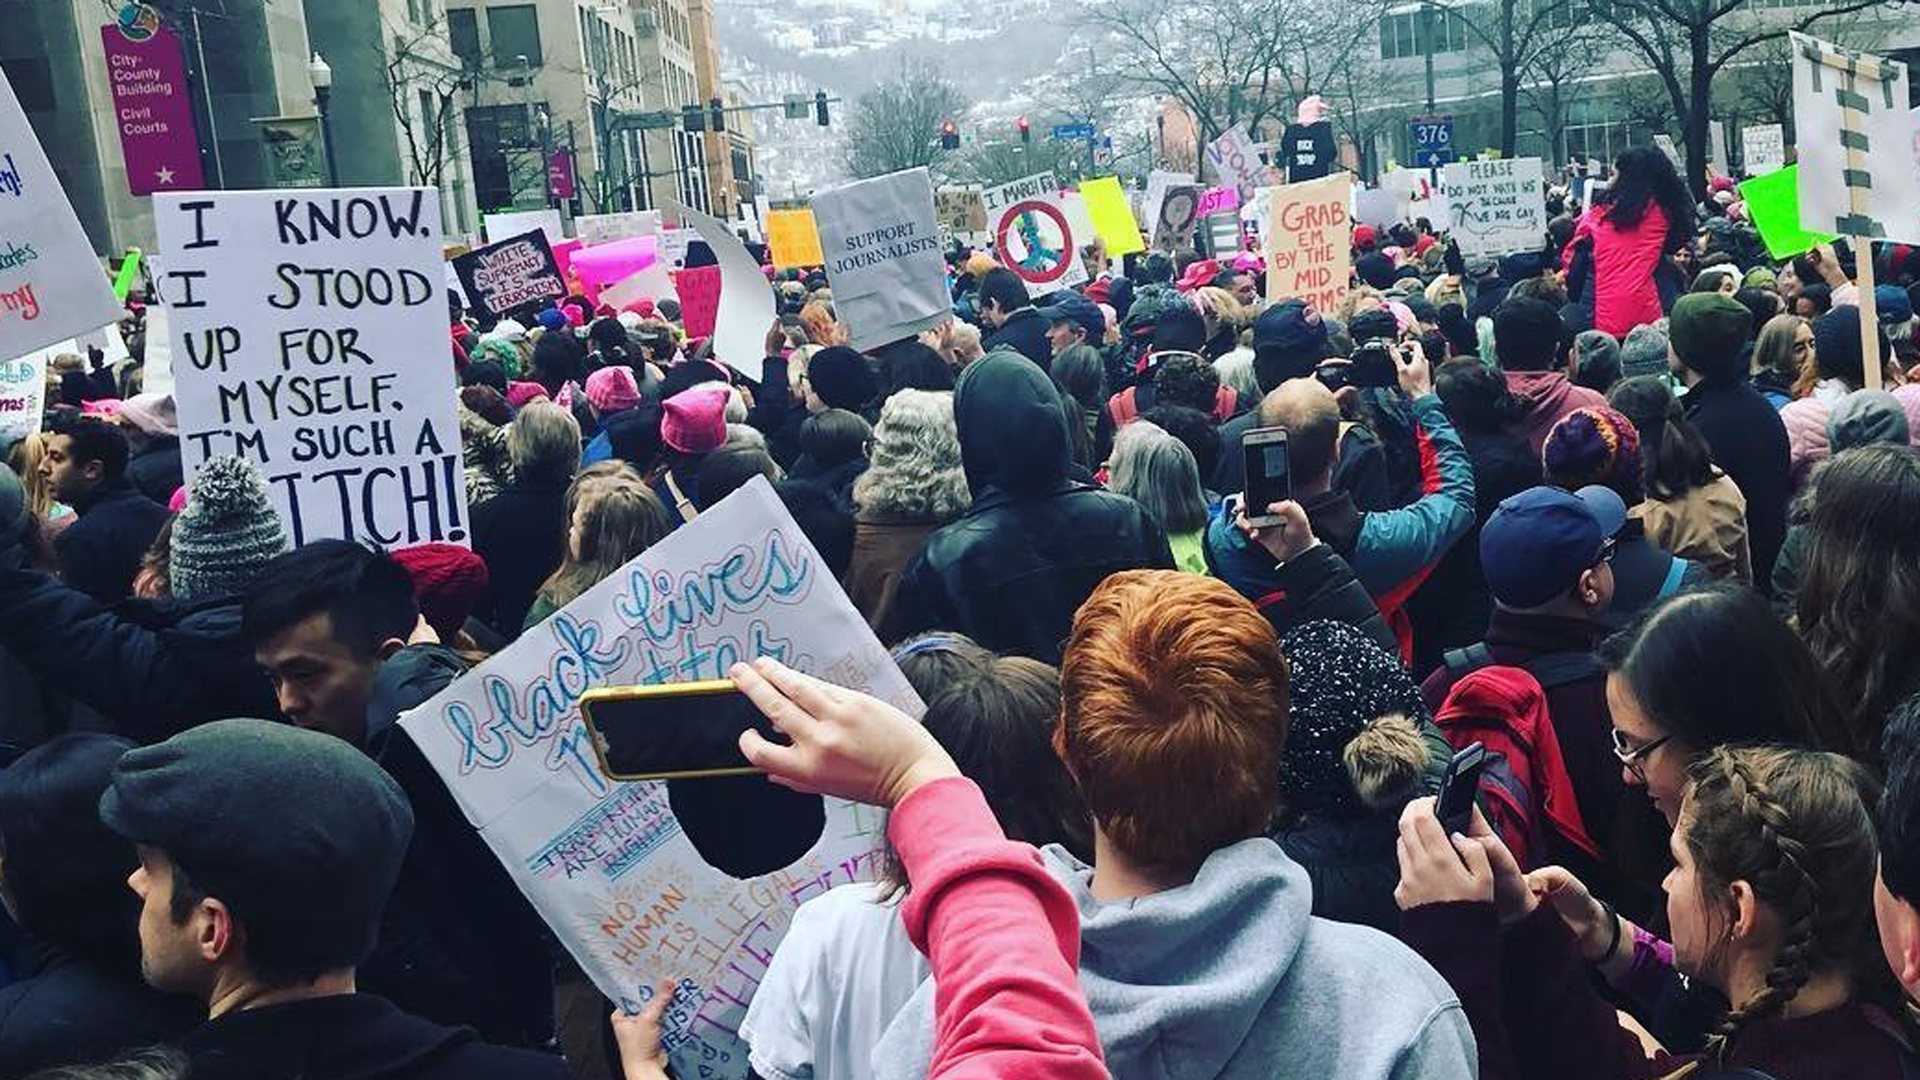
[1594,537,1618,566]
[1611,728,1672,782]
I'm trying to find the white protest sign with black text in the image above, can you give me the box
[981,171,1088,293]
[155,188,468,549]
[812,167,949,351]
[0,67,123,361]
[1743,124,1785,176]
[1441,157,1547,257]
[401,477,921,1080]
[1790,33,1920,243]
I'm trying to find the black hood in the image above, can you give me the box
[955,350,1071,499]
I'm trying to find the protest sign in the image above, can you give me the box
[571,237,660,289]
[0,67,124,362]
[1441,157,1547,257]
[1154,185,1202,250]
[1078,176,1144,256]
[1206,124,1265,190]
[155,188,467,549]
[1141,170,1194,250]
[676,265,721,340]
[1263,173,1351,311]
[1740,166,1838,259]
[1709,120,1729,175]
[600,260,677,310]
[980,171,1089,292]
[1742,124,1785,175]
[1197,186,1241,218]
[764,209,824,269]
[142,301,174,396]
[483,208,563,246]
[1353,187,1401,229]
[811,167,948,351]
[400,477,920,1080]
[659,229,697,269]
[1059,193,1098,264]
[1790,33,1920,243]
[934,187,988,236]
[576,211,661,245]
[0,343,46,445]
[684,209,776,369]
[452,230,568,323]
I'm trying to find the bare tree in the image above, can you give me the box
[842,58,968,180]
[1444,0,1588,158]
[1594,0,1905,198]
[384,13,469,192]
[1736,12,1880,141]
[1519,19,1609,167]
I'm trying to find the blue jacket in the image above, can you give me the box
[1208,393,1475,607]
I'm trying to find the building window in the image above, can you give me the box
[448,9,481,67]
[1379,8,1467,60]
[406,0,421,23]
[487,4,543,68]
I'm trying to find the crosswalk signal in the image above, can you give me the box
[1017,116,1031,144]
[815,90,830,127]
[940,120,959,150]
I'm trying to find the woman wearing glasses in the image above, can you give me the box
[1522,585,1832,1052]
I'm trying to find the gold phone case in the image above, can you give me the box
[577,680,765,782]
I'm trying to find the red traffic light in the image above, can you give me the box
[1016,116,1029,130]
[1017,115,1031,144]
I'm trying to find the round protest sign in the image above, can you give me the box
[993,199,1075,288]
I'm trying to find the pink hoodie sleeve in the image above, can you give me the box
[891,776,1110,1080]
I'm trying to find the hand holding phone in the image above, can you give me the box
[1241,426,1291,527]
[579,679,784,782]
[1436,741,1487,835]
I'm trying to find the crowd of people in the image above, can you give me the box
[3,140,1920,1080]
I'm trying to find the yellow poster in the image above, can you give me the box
[1078,176,1144,257]
[765,208,825,268]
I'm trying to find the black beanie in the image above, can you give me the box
[807,346,879,411]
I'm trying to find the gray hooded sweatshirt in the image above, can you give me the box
[870,837,1476,1080]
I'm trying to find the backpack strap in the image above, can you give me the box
[1519,650,1604,691]
[1656,555,1689,600]
[1442,642,1496,679]
[662,470,699,522]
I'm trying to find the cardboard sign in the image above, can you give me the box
[1263,173,1352,311]
[483,208,563,246]
[1790,33,1920,243]
[1743,124,1785,175]
[1078,176,1144,257]
[980,171,1089,292]
[1206,124,1265,190]
[934,188,988,235]
[1441,157,1547,257]
[1740,166,1839,259]
[764,209,824,269]
[683,209,776,369]
[452,230,568,323]
[0,68,124,362]
[155,188,468,549]
[812,168,949,351]
[400,477,921,1080]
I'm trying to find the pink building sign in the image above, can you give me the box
[101,20,205,197]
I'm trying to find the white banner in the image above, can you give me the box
[1441,157,1548,257]
[0,68,122,362]
[400,477,921,1080]
[1743,124,1785,176]
[980,171,1089,293]
[812,167,949,351]
[155,188,468,549]
[1791,33,1920,243]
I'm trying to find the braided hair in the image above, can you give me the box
[1678,746,1888,1062]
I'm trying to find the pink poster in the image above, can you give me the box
[675,265,721,340]
[101,18,205,197]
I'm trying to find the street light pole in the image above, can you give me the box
[309,53,339,186]
[1421,4,1436,114]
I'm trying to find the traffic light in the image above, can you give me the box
[1017,116,1031,144]
[815,90,830,127]
[940,120,959,150]
[682,105,704,132]
[710,97,726,133]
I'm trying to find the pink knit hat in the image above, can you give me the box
[585,365,641,414]
[506,381,549,410]
[661,386,728,454]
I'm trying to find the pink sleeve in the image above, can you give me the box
[892,776,1110,1080]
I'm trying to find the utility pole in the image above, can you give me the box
[1421,3,1437,114]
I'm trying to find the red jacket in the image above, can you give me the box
[1567,203,1670,337]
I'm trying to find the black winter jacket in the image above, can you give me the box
[181,993,567,1080]
[53,476,168,602]
[981,308,1054,372]
[0,947,201,1076]
[1682,377,1791,590]
[885,351,1173,662]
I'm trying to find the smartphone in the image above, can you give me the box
[1436,741,1488,835]
[1241,426,1291,528]
[578,680,782,782]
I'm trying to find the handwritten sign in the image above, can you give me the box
[576,211,663,245]
[1441,157,1547,257]
[0,68,123,362]
[934,187,988,236]
[1206,124,1265,191]
[1263,173,1352,311]
[1742,124,1785,175]
[1790,33,1920,243]
[401,478,921,1080]
[155,188,468,549]
[812,168,949,351]
[452,229,567,323]
[1141,170,1194,251]
[981,171,1089,292]
[764,209,824,269]
[483,208,563,246]
[0,344,46,445]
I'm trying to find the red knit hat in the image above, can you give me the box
[1352,224,1378,251]
[391,543,489,642]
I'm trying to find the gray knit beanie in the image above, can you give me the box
[1619,324,1671,379]
[170,457,290,601]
